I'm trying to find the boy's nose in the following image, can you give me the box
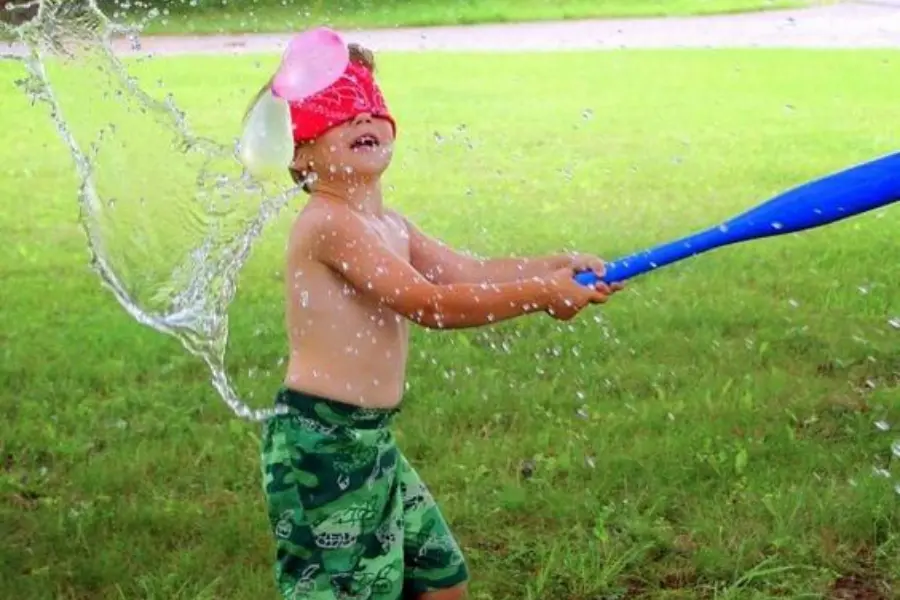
[352,112,373,125]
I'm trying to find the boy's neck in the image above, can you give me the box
[312,178,384,215]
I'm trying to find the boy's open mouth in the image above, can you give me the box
[350,134,380,151]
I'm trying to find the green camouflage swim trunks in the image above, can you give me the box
[260,387,469,600]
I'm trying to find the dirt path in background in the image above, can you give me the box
[2,1,899,57]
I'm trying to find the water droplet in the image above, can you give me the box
[582,108,594,121]
[585,456,596,469]
[771,221,784,230]
[872,466,891,478]
[875,420,891,432]
[788,298,799,308]
[433,132,444,144]
[892,439,900,459]
[888,317,900,330]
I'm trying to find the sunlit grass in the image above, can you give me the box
[1,48,898,599]
[116,0,816,35]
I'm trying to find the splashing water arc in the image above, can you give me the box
[2,0,301,420]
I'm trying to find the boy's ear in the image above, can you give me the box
[290,144,305,170]
[291,144,313,173]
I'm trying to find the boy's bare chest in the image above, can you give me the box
[367,214,410,260]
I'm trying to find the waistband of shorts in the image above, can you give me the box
[275,386,399,430]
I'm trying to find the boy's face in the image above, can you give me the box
[298,112,395,182]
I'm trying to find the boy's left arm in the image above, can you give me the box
[402,215,606,284]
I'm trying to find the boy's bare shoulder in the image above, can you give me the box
[288,198,353,249]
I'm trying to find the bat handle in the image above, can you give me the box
[571,225,727,287]
[573,265,617,287]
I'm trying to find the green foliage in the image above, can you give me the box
[92,0,813,34]
[1,49,898,599]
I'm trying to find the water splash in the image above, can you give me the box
[3,0,297,420]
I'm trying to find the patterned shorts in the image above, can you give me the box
[260,387,469,600]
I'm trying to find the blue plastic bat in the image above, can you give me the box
[575,151,900,287]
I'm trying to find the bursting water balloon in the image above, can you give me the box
[238,27,349,180]
[272,27,349,102]
[239,91,294,180]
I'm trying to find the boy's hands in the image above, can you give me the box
[543,265,623,321]
[560,252,608,279]
[558,253,625,294]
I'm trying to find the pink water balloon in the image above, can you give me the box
[272,27,350,102]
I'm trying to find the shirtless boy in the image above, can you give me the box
[256,38,623,600]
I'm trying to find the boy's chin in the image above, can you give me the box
[347,158,392,178]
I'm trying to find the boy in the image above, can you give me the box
[258,38,623,600]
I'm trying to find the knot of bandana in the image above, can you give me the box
[284,60,396,143]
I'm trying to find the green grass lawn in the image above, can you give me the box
[1,48,899,599]
[102,0,819,35]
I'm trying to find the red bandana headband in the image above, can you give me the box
[283,59,397,144]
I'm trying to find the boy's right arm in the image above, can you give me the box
[308,210,608,329]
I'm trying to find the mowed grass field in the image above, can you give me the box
[1,48,899,599]
[116,0,815,34]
